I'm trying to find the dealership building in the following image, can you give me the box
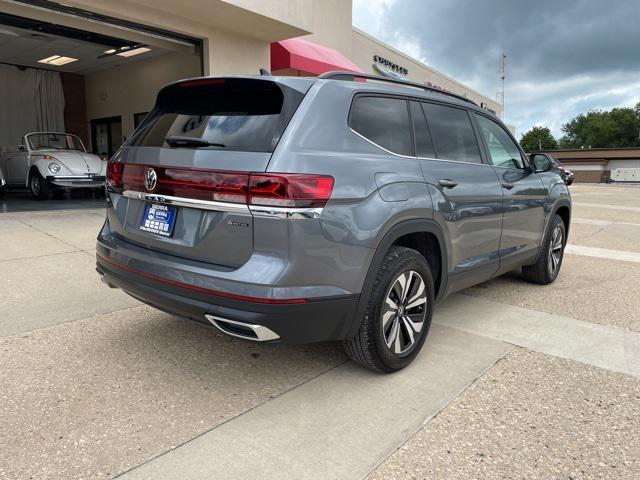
[0,0,501,157]
[536,148,640,183]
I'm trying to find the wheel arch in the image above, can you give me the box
[26,164,42,188]
[345,218,448,339]
[553,201,571,237]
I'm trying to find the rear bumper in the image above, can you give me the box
[96,235,359,344]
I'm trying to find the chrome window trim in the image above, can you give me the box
[349,127,415,159]
[416,156,493,167]
[122,190,251,214]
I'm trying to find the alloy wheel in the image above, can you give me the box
[548,225,564,274]
[382,270,427,355]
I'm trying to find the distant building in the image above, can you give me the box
[534,148,640,183]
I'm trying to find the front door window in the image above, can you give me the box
[475,115,523,169]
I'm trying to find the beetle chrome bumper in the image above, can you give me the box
[46,175,105,188]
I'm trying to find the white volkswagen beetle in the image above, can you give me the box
[0,132,106,200]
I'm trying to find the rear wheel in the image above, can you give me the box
[29,171,50,200]
[344,246,434,373]
[522,214,566,284]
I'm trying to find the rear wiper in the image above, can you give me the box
[164,136,226,148]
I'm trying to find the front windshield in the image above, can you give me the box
[27,133,85,152]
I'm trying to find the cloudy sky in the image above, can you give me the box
[352,0,640,139]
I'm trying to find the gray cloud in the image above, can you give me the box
[353,0,640,137]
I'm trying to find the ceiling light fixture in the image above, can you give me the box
[116,47,151,58]
[37,55,78,66]
[104,49,117,54]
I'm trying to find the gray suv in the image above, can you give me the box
[96,72,570,372]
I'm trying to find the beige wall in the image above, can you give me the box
[305,0,353,53]
[204,29,270,76]
[52,0,312,41]
[84,52,201,145]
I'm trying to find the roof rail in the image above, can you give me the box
[318,70,477,106]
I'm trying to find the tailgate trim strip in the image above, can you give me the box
[122,190,250,214]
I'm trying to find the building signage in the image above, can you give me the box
[373,55,408,79]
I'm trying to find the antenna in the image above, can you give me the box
[497,53,506,119]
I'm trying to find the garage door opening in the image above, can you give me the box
[0,8,202,209]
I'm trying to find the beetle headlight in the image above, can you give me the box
[48,162,62,175]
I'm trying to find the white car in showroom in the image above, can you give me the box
[0,165,6,198]
[0,132,106,200]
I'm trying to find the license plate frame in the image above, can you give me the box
[139,203,177,237]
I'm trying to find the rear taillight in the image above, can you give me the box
[111,164,334,210]
[106,161,123,189]
[248,174,334,208]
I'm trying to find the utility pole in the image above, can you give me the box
[497,53,506,119]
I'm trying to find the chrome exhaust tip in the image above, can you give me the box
[97,271,117,289]
[205,315,280,342]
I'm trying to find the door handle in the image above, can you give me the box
[501,182,515,190]
[438,179,458,189]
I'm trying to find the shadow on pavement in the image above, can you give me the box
[0,188,106,213]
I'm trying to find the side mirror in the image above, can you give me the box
[17,144,27,152]
[530,154,551,173]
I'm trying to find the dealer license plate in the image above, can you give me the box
[139,203,177,237]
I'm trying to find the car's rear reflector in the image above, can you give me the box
[106,161,124,189]
[107,163,334,209]
[97,252,308,304]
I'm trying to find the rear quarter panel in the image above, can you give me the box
[266,82,434,293]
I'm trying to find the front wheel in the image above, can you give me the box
[29,171,50,200]
[343,246,435,373]
[522,214,566,285]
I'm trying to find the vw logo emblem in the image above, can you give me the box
[144,168,157,192]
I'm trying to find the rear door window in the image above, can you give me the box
[130,79,304,153]
[410,101,435,158]
[422,103,482,163]
[349,96,413,156]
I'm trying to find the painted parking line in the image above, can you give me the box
[571,217,640,227]
[435,294,640,378]
[571,218,611,226]
[573,202,640,213]
[116,325,511,480]
[565,244,640,264]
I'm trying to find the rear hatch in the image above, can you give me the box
[106,77,308,268]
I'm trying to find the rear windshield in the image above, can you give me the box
[129,78,304,153]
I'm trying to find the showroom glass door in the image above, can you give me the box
[90,116,122,159]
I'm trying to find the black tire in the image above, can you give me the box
[343,246,435,373]
[29,171,50,200]
[522,214,566,285]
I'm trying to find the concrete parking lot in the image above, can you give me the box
[1,184,639,479]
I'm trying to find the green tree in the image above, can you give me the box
[559,103,640,148]
[519,126,558,152]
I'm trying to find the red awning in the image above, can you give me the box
[271,37,363,76]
